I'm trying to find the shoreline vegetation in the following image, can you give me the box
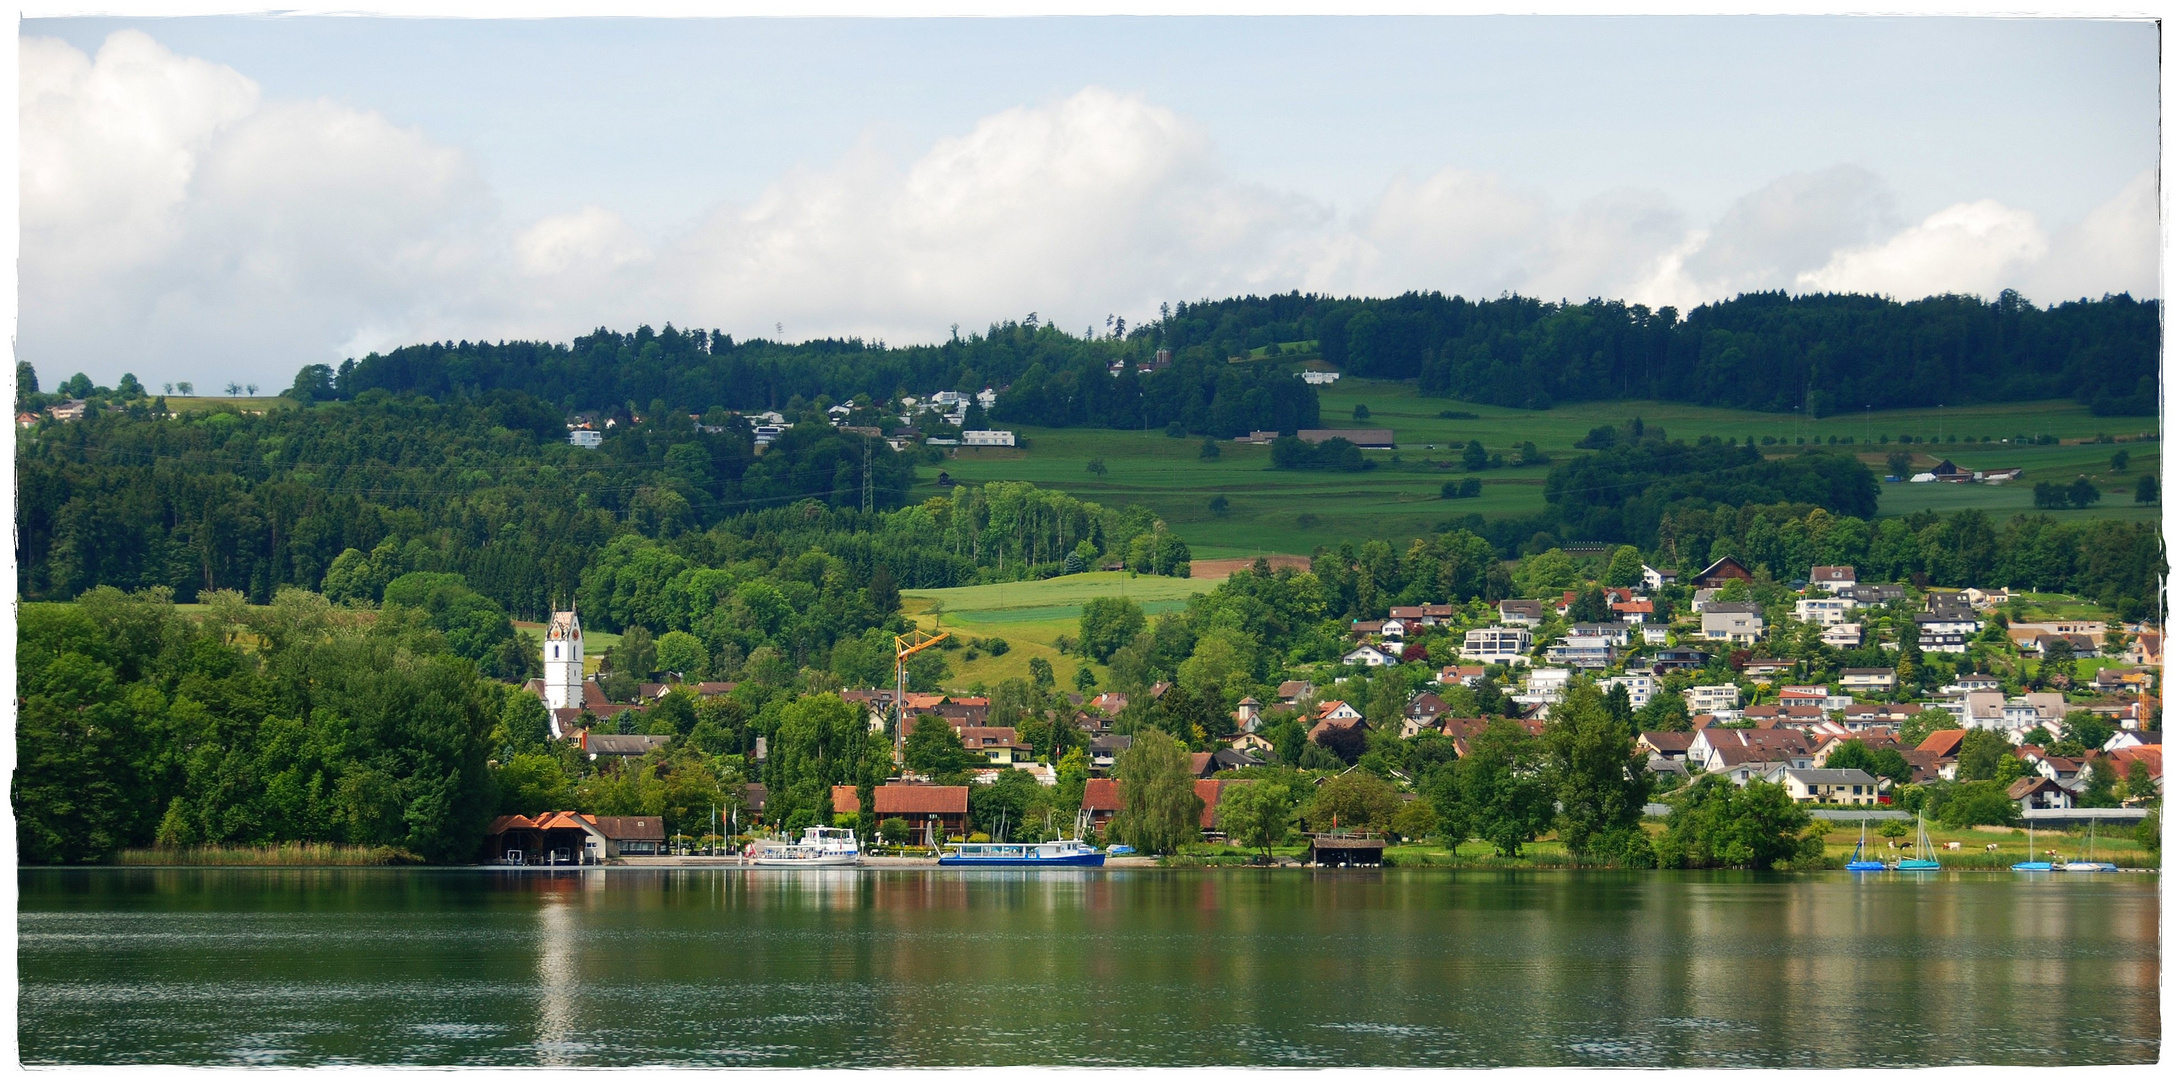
[114,843,424,867]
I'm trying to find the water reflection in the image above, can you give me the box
[15,868,2161,1067]
[534,894,578,1065]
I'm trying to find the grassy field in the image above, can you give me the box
[163,395,297,413]
[515,622,621,676]
[899,571,1211,690]
[924,381,2159,557]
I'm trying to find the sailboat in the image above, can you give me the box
[1847,820,1888,872]
[2062,819,2117,872]
[2011,820,2054,871]
[1896,812,1941,871]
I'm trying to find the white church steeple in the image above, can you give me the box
[542,609,583,711]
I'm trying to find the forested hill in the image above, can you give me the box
[309,290,2157,426]
[1171,290,2158,415]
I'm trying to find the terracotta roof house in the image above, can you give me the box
[482,811,626,864]
[1077,777,1232,833]
[1916,729,1969,760]
[830,783,971,838]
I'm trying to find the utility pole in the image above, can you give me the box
[861,436,873,514]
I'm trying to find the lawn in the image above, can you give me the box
[899,571,1210,690]
[925,380,2157,557]
[163,395,297,413]
[515,621,622,676]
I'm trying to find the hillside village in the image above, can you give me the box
[508,546,2160,860]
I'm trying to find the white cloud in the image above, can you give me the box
[2020,168,2159,303]
[658,88,1326,343]
[1794,199,2049,299]
[14,31,2160,390]
[18,31,488,386]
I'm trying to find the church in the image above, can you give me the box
[523,608,634,738]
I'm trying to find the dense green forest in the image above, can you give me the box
[250,289,2158,430]
[1171,290,2157,415]
[15,389,1188,616]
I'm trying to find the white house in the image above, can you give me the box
[1839,668,1896,694]
[1599,675,1657,710]
[1685,683,1741,715]
[1544,638,1614,669]
[1461,627,1533,666]
[1781,768,1881,805]
[568,429,603,448]
[1822,623,1864,649]
[1496,600,1544,627]
[1642,625,1671,645]
[1567,623,1633,646]
[1515,667,1574,707]
[1343,644,1398,667]
[1808,566,1858,591]
[1701,602,1766,645]
[1794,597,1854,626]
[1641,564,1678,591]
[1914,612,1979,653]
[961,429,1016,447]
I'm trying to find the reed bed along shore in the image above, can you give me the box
[115,843,420,866]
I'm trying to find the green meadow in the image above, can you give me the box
[900,571,1212,689]
[921,378,2158,557]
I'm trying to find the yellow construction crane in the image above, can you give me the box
[892,628,949,765]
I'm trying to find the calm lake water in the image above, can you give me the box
[15,867,2161,1067]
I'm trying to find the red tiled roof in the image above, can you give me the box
[1917,729,1968,758]
[830,784,970,815]
[1081,777,1122,813]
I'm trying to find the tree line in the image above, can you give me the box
[15,389,1187,617]
[1164,289,2157,415]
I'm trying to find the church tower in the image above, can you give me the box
[543,609,583,711]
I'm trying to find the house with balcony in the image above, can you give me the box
[1701,602,1766,645]
[1684,683,1741,715]
[1839,667,1896,694]
[1461,627,1532,666]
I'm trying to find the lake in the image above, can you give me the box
[15,867,2160,1067]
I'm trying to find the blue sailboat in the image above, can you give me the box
[2012,821,2053,872]
[1846,820,1888,872]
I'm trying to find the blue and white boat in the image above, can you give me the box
[938,838,1106,867]
[1846,822,1888,872]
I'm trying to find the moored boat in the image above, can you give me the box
[1846,821,1888,872]
[747,826,861,867]
[2063,819,2117,871]
[1897,812,1941,871]
[2012,822,2053,871]
[938,838,1105,867]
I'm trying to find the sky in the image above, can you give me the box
[14,14,2163,390]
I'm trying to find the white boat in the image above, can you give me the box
[746,826,861,867]
[2062,819,2118,872]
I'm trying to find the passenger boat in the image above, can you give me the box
[1896,812,1941,871]
[938,838,1106,867]
[746,826,861,867]
[1846,821,1888,872]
